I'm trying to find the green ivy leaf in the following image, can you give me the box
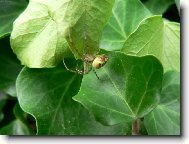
[144,71,180,135]
[100,0,152,51]
[0,119,31,135]
[65,0,115,59]
[11,0,115,67]
[73,51,163,126]
[0,36,22,96]
[0,0,28,38]
[16,65,131,135]
[144,0,175,15]
[10,0,70,68]
[122,16,180,72]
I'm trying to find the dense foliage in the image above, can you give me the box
[0,0,180,135]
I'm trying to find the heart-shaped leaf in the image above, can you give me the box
[16,65,131,135]
[11,0,115,67]
[144,71,180,135]
[0,36,22,96]
[0,0,28,38]
[73,51,163,126]
[65,0,115,59]
[143,0,175,15]
[10,0,70,68]
[100,0,152,51]
[121,16,180,72]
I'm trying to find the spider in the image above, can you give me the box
[63,29,108,79]
[63,54,108,79]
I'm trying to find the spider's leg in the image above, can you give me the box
[63,58,78,73]
[76,63,85,75]
[84,61,93,75]
[92,69,100,80]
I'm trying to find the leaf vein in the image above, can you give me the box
[102,67,134,115]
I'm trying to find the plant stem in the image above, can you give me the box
[132,118,140,135]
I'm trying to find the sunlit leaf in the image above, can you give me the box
[100,0,152,51]
[122,16,180,72]
[11,0,114,67]
[11,0,71,68]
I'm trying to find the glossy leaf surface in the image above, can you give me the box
[74,51,163,126]
[122,16,180,72]
[16,65,131,135]
[100,0,152,51]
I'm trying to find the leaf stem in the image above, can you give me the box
[132,118,140,135]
